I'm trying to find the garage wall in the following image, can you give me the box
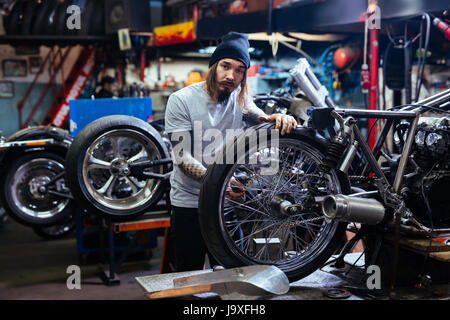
[0,44,83,137]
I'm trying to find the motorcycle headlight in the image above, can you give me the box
[426,132,443,147]
[415,130,426,146]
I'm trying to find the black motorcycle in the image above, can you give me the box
[64,59,450,284]
[198,58,450,282]
[0,126,74,229]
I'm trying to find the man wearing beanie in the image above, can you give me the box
[165,32,297,272]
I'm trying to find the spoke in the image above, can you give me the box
[225,198,272,218]
[127,148,148,164]
[253,219,286,261]
[226,218,268,238]
[268,151,289,199]
[128,176,146,188]
[88,155,111,171]
[123,176,139,194]
[286,227,310,249]
[109,137,119,158]
[124,176,147,195]
[233,220,281,248]
[96,175,118,197]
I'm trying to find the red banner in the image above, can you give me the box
[51,48,96,128]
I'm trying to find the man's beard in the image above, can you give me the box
[217,89,231,103]
[217,81,235,103]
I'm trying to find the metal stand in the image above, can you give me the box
[98,193,171,286]
[98,218,121,286]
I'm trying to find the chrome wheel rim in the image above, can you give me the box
[218,139,341,267]
[11,158,69,219]
[82,129,163,211]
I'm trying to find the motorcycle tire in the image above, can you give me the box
[79,0,105,36]
[3,0,27,35]
[199,125,349,282]
[0,151,75,227]
[31,0,57,35]
[0,206,8,228]
[88,0,105,35]
[33,215,75,240]
[20,0,41,35]
[65,115,171,221]
[54,0,70,36]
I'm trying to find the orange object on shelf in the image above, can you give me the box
[186,71,203,86]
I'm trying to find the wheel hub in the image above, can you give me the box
[28,176,51,200]
[270,193,299,217]
[110,158,130,176]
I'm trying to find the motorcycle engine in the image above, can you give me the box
[405,116,450,228]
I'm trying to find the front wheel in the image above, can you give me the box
[65,115,171,221]
[199,128,348,282]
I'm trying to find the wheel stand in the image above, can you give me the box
[98,201,171,286]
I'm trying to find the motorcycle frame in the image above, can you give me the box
[335,88,450,195]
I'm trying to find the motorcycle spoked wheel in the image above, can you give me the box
[65,115,170,221]
[199,128,348,282]
[0,151,75,227]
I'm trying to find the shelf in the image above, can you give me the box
[197,0,450,39]
[0,35,115,46]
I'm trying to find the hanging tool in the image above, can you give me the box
[433,16,450,40]
[366,0,379,149]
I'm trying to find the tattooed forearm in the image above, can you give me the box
[243,103,267,123]
[169,131,207,182]
[178,158,207,183]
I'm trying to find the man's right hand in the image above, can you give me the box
[225,177,245,198]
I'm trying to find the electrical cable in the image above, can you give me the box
[417,158,443,278]
[415,13,431,102]
[415,17,424,100]
[367,118,378,144]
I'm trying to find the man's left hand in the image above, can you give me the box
[258,114,298,135]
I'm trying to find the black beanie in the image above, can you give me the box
[209,32,251,69]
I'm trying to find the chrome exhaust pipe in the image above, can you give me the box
[322,195,385,225]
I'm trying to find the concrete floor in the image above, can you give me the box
[1,216,449,301]
[0,217,159,300]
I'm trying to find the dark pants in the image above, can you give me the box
[170,206,218,272]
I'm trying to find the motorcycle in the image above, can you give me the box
[64,58,450,284]
[0,126,75,228]
[198,58,450,282]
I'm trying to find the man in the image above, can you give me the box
[165,32,297,272]
[95,75,116,99]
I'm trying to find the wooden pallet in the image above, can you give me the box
[385,236,450,262]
